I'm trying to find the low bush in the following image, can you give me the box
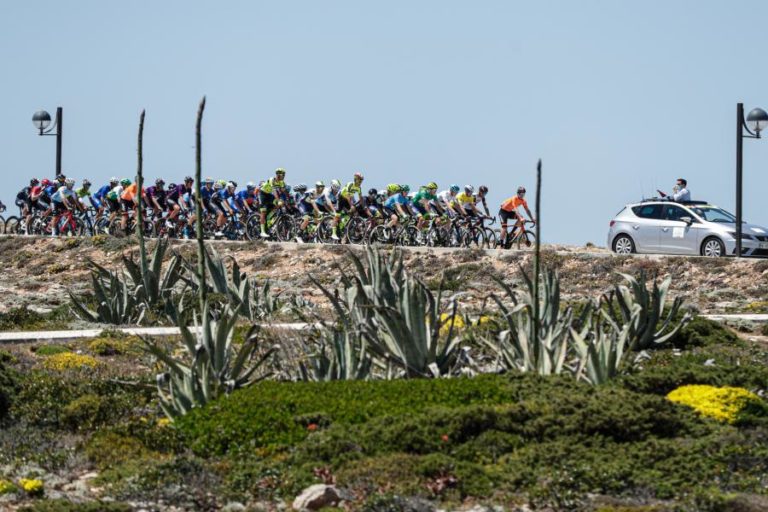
[19,500,133,512]
[0,359,19,421]
[667,317,740,350]
[34,345,71,357]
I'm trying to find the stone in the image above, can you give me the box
[292,484,345,511]
[222,503,247,512]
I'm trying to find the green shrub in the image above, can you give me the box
[0,360,19,420]
[85,431,155,470]
[18,500,132,512]
[34,345,71,357]
[0,304,73,331]
[60,393,140,431]
[87,336,138,356]
[668,317,740,350]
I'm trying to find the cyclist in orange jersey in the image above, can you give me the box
[499,186,536,247]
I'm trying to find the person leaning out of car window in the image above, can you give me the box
[658,178,690,202]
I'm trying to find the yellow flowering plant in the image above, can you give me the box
[667,384,762,424]
[40,352,99,371]
[19,478,44,496]
[0,479,17,495]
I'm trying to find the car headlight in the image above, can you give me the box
[728,231,754,240]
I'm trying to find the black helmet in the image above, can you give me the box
[168,183,176,190]
[517,186,526,193]
[479,185,488,194]
[30,178,40,186]
[155,178,165,186]
[368,188,378,196]
[184,175,194,183]
[57,174,66,181]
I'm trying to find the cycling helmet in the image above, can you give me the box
[30,178,40,186]
[354,172,364,181]
[294,183,307,193]
[213,182,223,190]
[204,177,214,184]
[285,184,292,194]
[226,181,236,190]
[246,181,256,191]
[65,179,75,188]
[450,184,460,193]
[426,182,438,190]
[82,179,92,187]
[184,175,194,183]
[57,174,67,182]
[109,176,118,184]
[216,179,227,187]
[386,183,400,194]
[368,188,378,196]
[41,179,52,187]
[155,178,165,186]
[517,186,526,194]
[315,181,325,188]
[168,183,176,190]
[464,185,474,195]
[120,178,131,186]
[275,167,286,176]
[330,179,341,191]
[400,184,410,193]
[478,185,488,195]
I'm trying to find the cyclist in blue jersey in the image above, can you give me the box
[383,184,411,230]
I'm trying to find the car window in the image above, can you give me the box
[663,205,689,221]
[631,204,662,219]
[690,206,736,223]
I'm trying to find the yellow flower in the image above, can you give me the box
[667,384,761,424]
[157,417,172,428]
[0,479,17,495]
[439,313,465,338]
[19,478,44,496]
[41,352,99,371]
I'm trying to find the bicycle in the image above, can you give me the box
[500,220,536,250]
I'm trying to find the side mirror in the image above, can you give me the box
[680,216,693,225]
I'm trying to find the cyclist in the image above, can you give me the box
[93,177,118,220]
[499,186,536,247]
[166,176,194,225]
[17,179,42,234]
[339,172,364,215]
[75,179,98,211]
[383,184,411,230]
[477,185,491,217]
[49,179,79,236]
[258,168,287,238]
[437,184,461,216]
[145,179,170,227]
[233,182,257,216]
[105,179,129,225]
[411,182,441,231]
[39,177,60,219]
[326,180,343,240]
[198,177,216,218]
[120,178,147,232]
[210,181,236,236]
[455,185,481,217]
[295,182,322,242]
[364,188,382,217]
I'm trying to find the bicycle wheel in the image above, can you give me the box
[397,225,420,246]
[4,216,19,235]
[274,215,295,242]
[345,216,367,244]
[512,230,536,250]
[483,228,498,249]
[316,217,336,243]
[245,215,261,241]
[462,229,485,248]
[368,224,392,245]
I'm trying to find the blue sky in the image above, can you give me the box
[2,1,768,245]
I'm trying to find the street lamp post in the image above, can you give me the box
[32,107,63,178]
[735,103,768,257]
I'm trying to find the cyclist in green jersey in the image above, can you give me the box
[411,182,441,231]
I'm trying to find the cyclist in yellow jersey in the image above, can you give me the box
[258,168,286,238]
[454,185,481,217]
[339,172,364,215]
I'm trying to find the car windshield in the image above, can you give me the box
[690,206,736,223]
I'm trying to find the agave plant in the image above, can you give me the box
[601,271,692,351]
[483,268,592,375]
[144,299,277,418]
[297,327,374,382]
[69,240,184,325]
[571,319,634,385]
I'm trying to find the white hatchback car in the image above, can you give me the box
[607,200,768,257]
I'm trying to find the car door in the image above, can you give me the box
[658,205,698,254]
[629,204,663,252]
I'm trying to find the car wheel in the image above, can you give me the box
[612,234,635,255]
[701,237,725,258]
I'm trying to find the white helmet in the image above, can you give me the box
[331,179,341,191]
[464,185,474,195]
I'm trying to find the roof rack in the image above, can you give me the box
[638,198,709,205]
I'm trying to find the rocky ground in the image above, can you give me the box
[1,236,767,320]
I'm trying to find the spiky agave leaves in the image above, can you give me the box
[143,298,276,419]
[601,270,692,351]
